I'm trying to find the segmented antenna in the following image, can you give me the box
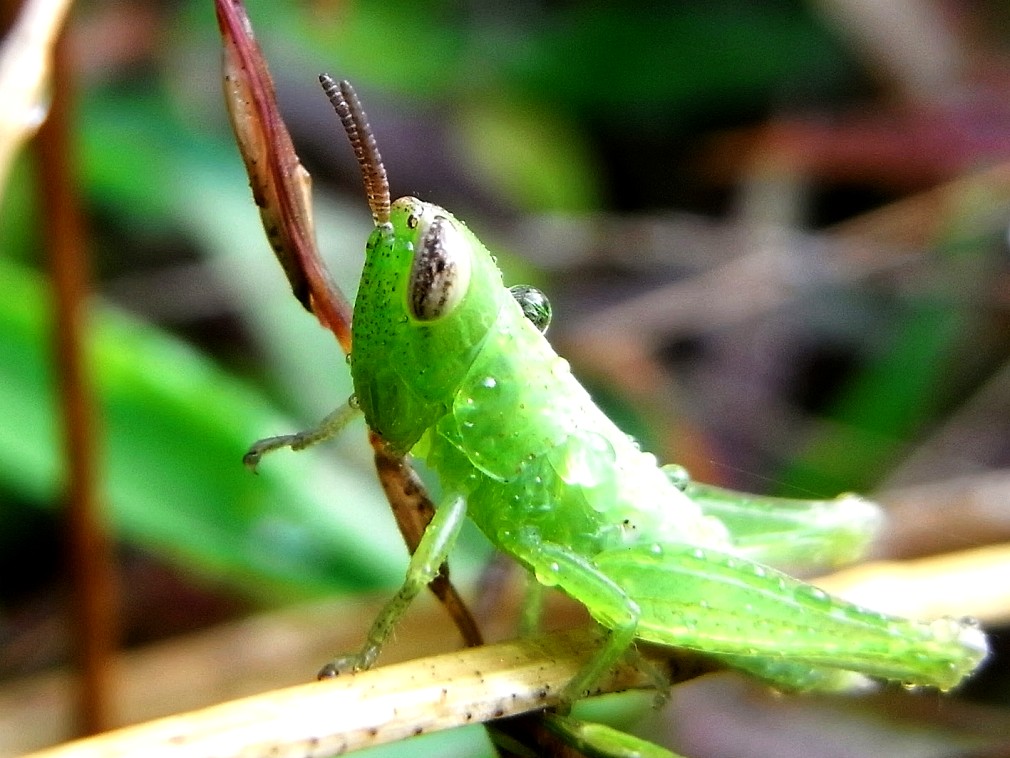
[319,74,391,225]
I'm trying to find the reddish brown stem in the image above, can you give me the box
[34,24,118,736]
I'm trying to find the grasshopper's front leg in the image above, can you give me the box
[318,493,468,678]
[244,399,362,470]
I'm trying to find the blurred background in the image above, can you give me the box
[2,0,1010,755]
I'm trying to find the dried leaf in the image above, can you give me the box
[214,0,352,353]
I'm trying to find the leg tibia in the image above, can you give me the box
[544,713,681,758]
[519,576,546,637]
[244,400,361,470]
[516,537,642,702]
[319,494,467,677]
[710,653,871,693]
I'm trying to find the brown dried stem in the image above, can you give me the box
[33,13,119,736]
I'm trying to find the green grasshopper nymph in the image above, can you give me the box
[247,76,987,701]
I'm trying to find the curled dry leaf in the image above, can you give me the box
[214,0,352,354]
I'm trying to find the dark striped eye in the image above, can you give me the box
[408,215,471,321]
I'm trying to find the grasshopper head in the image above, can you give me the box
[350,197,509,454]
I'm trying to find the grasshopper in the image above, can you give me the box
[244,75,987,703]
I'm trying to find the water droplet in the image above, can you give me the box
[799,586,829,603]
[481,376,498,389]
[662,463,690,490]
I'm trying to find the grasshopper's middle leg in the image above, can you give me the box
[514,536,646,703]
[318,493,467,678]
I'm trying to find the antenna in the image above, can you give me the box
[319,74,391,225]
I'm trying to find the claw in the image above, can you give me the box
[242,449,262,473]
[242,432,304,471]
[317,654,368,680]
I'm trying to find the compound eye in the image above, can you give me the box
[408,215,471,321]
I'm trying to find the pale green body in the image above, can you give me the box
[345,197,987,694]
[353,199,728,557]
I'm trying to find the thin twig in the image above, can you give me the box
[34,10,118,737]
[215,0,353,351]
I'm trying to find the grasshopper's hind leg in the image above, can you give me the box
[244,398,362,470]
[668,469,884,570]
[319,493,468,677]
[592,543,987,692]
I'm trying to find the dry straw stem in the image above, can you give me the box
[21,626,712,758]
[817,542,1010,626]
[20,541,1010,758]
[0,0,74,196]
